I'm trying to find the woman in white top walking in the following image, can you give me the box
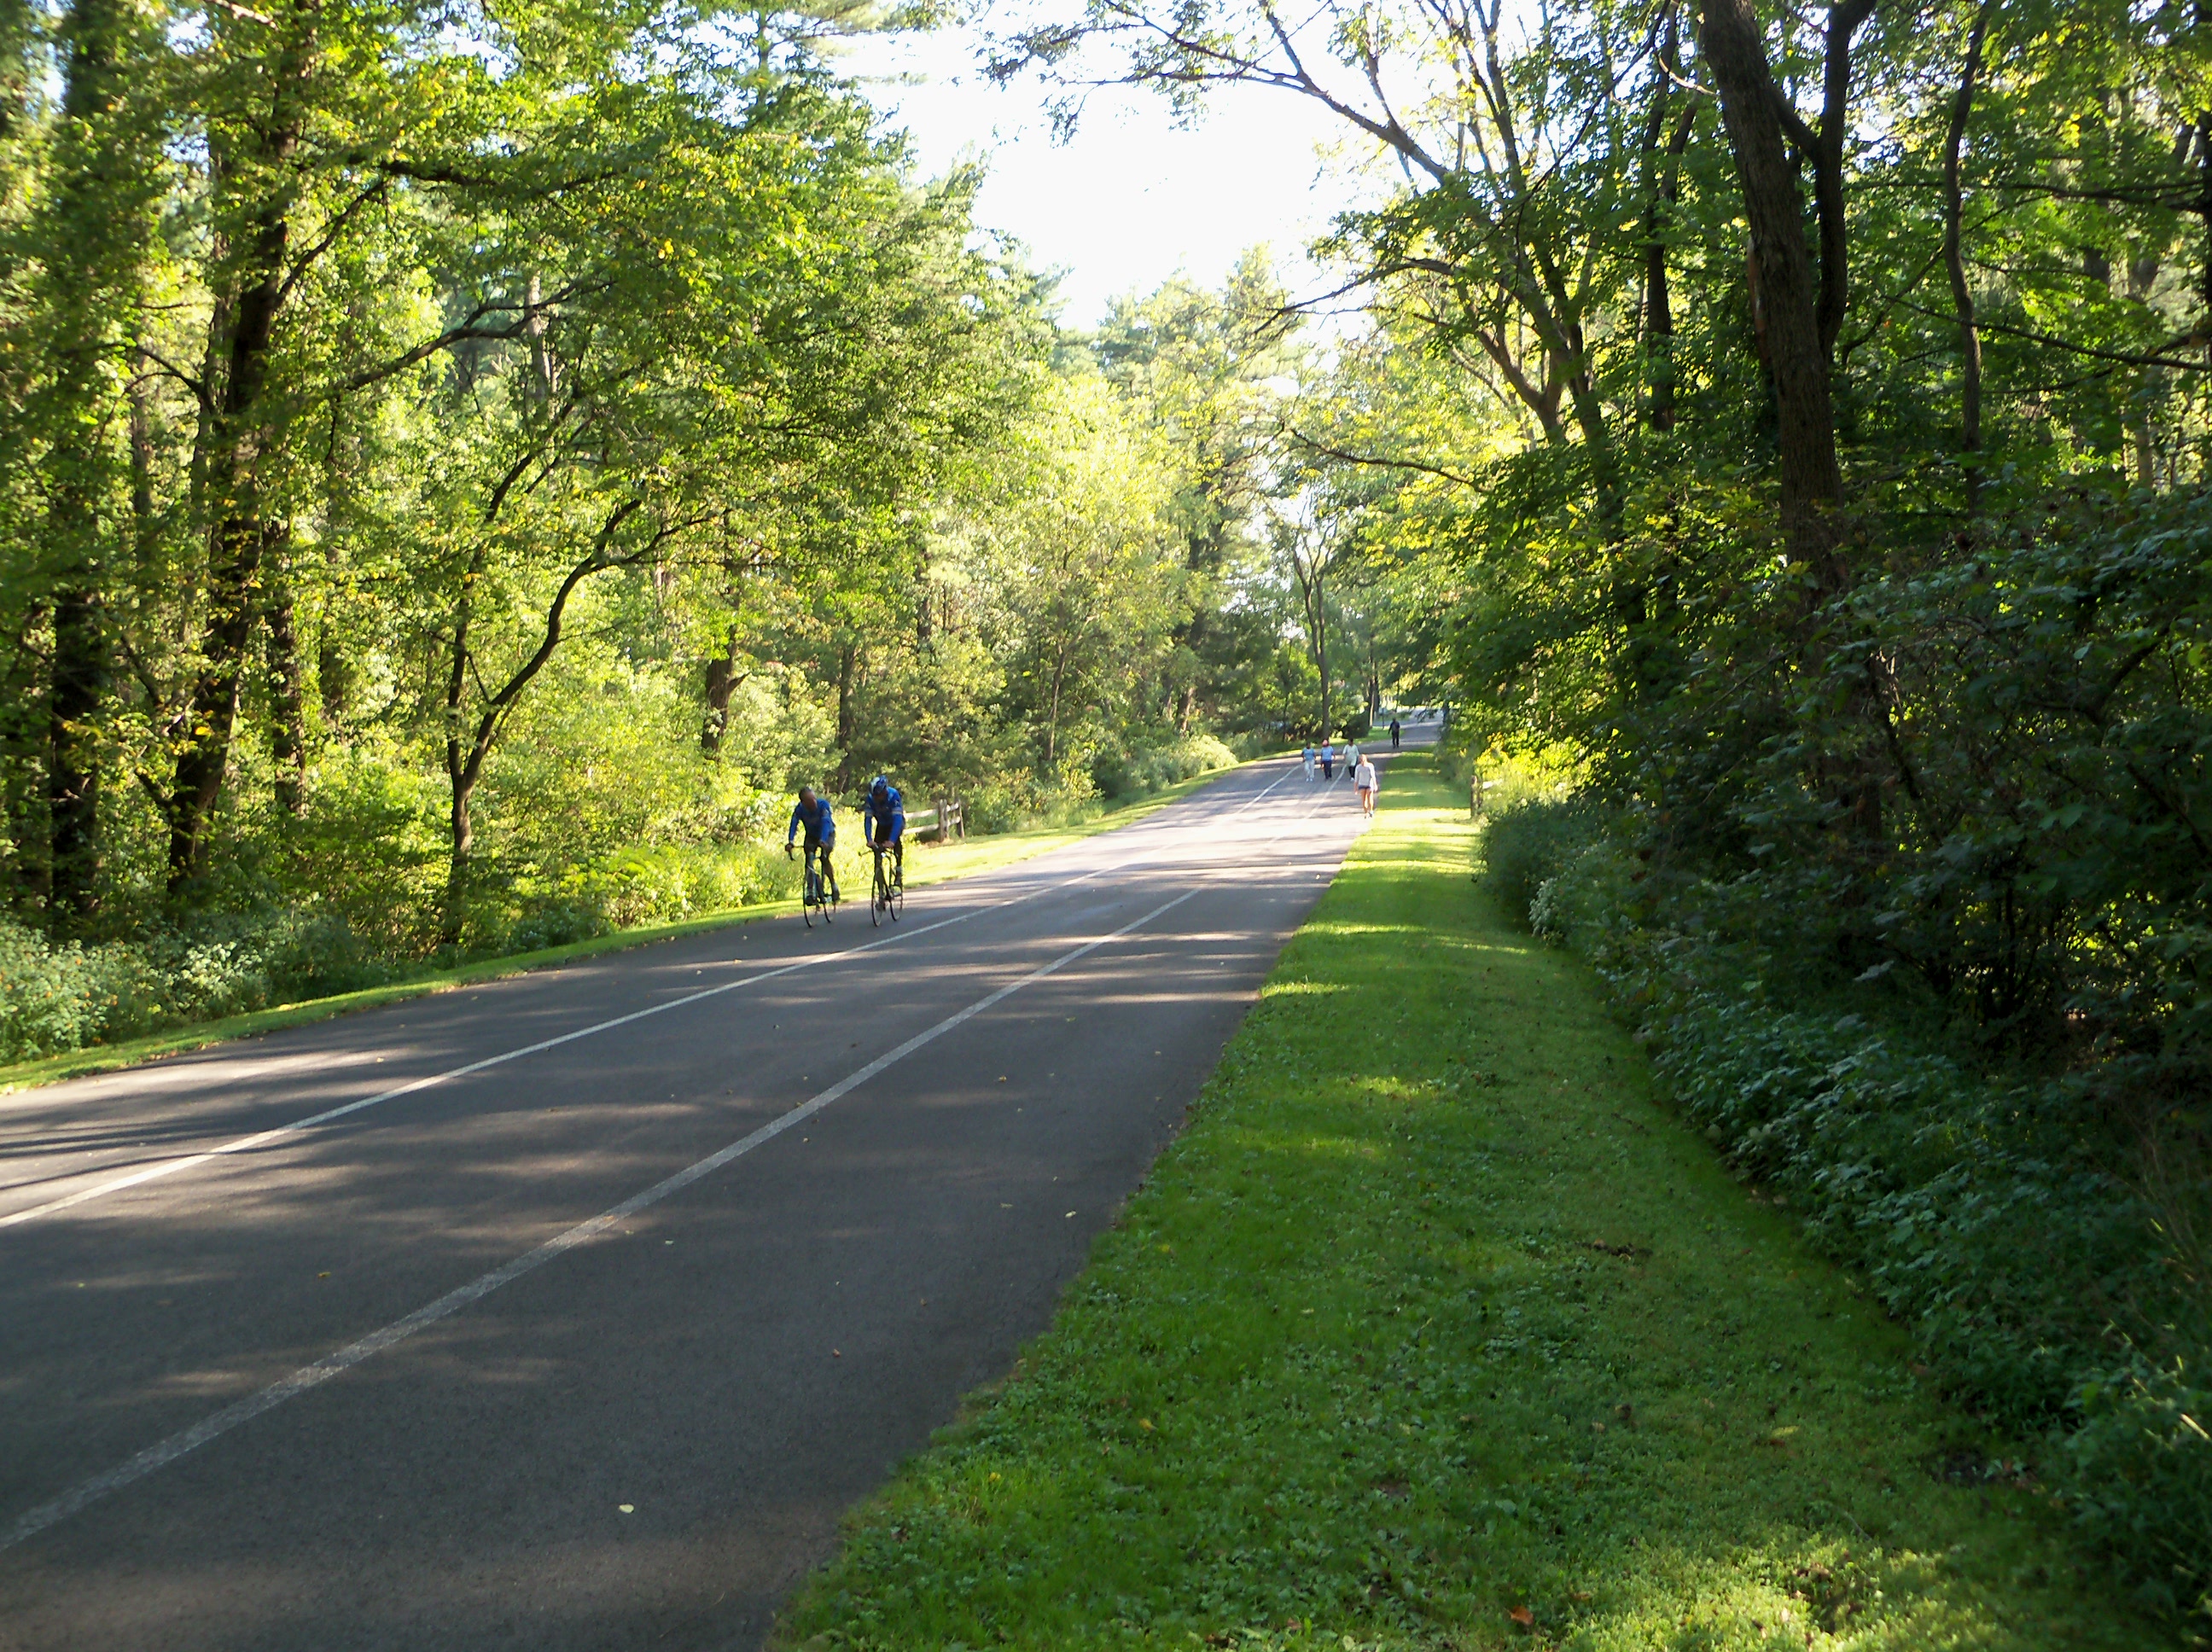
[1353,754,1379,817]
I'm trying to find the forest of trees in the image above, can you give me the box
[981,0,2212,1614]
[0,3,1409,1058]
[7,0,2212,1617]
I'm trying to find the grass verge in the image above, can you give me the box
[0,759,1252,1095]
[774,752,2152,1651]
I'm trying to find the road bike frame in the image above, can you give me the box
[869,842,904,927]
[800,843,838,928]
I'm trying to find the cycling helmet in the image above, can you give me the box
[870,775,891,800]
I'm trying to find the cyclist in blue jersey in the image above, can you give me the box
[784,786,837,900]
[864,775,905,880]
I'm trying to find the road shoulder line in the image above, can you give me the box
[0,887,1201,1554]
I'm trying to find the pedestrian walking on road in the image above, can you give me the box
[1319,743,1335,781]
[1354,755,1378,817]
[1388,717,1401,749]
[1302,742,1315,781]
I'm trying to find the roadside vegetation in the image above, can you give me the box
[8,0,2206,1610]
[0,747,1258,1091]
[1,2,1382,1067]
[778,756,2145,1651]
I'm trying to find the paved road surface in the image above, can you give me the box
[0,740,1425,1652]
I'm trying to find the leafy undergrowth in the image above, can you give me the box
[0,761,1252,1094]
[775,753,2158,1651]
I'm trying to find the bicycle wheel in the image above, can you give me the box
[870,852,887,927]
[888,860,904,922]
[802,861,818,928]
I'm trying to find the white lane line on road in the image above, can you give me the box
[1229,763,1299,815]
[0,908,973,1231]
[3,762,1335,1230]
[0,887,1201,1554]
[0,835,1196,1231]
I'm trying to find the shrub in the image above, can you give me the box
[0,909,398,1064]
[962,773,1051,835]
[1519,817,2212,1620]
[1479,797,1604,929]
[1094,735,1238,798]
[0,921,154,1062]
[581,842,798,929]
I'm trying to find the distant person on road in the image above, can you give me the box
[1354,754,1378,817]
[1319,742,1335,781]
[1302,742,1315,781]
[864,774,905,879]
[1389,717,1401,749]
[784,785,837,899]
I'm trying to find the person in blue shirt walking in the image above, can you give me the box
[784,786,837,900]
[864,775,905,881]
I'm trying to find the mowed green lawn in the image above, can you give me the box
[777,753,2152,1651]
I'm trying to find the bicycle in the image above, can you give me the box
[867,842,904,927]
[789,843,838,928]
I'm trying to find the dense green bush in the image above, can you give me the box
[1478,797,1604,929]
[1487,492,2212,1620]
[0,910,399,1062]
[1532,860,2212,1619]
[0,922,152,1062]
[1094,735,1238,798]
[575,842,798,928]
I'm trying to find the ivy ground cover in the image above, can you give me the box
[775,753,2154,1650]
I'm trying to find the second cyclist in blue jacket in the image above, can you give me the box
[785,787,838,899]
[864,776,905,880]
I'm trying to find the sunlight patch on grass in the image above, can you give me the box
[774,752,2144,1652]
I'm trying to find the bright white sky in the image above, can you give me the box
[844,23,1374,328]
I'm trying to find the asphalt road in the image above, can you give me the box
[0,739,1426,1652]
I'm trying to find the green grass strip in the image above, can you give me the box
[777,753,2148,1651]
[0,762,1260,1095]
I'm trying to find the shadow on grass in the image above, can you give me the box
[776,761,2151,1652]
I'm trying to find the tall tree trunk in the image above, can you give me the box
[2,606,47,909]
[1045,641,1072,767]
[524,270,555,402]
[834,641,858,784]
[317,544,352,725]
[0,0,29,144]
[2128,253,2162,487]
[39,0,150,924]
[1639,17,1697,435]
[47,529,106,923]
[701,631,742,756]
[1313,596,1328,738]
[265,526,306,817]
[164,13,309,894]
[440,544,486,945]
[443,777,474,947]
[1810,0,1877,362]
[1698,0,1850,581]
[1942,2,1991,516]
[128,342,154,545]
[2197,0,2212,362]
[1644,104,1697,434]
